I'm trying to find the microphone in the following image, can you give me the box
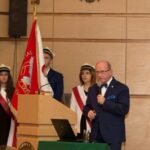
[38,83,53,95]
[97,83,107,95]
[97,83,102,95]
[38,83,49,94]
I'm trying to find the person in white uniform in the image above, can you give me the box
[70,63,96,139]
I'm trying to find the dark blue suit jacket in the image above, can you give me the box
[47,69,64,102]
[83,78,130,144]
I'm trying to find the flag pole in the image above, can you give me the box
[31,0,40,19]
[31,0,41,94]
[33,4,37,19]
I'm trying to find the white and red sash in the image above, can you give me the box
[0,94,11,116]
[72,86,91,128]
[0,93,16,147]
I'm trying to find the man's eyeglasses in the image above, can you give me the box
[96,69,110,74]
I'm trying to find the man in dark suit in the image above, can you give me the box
[43,47,64,101]
[83,61,130,150]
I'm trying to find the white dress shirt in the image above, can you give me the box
[101,77,113,96]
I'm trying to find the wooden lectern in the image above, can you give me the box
[0,146,16,150]
[17,95,77,150]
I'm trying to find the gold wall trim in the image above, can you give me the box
[2,37,150,43]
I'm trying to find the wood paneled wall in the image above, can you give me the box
[1,0,150,149]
